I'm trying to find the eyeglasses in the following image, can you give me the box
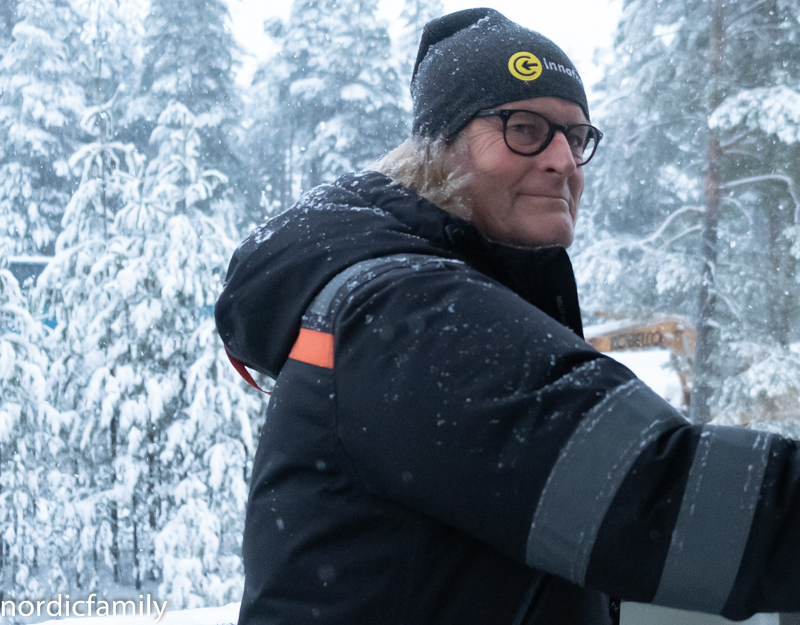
[472,109,603,166]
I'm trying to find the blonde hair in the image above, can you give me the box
[372,138,472,220]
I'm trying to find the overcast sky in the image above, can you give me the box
[227,0,623,101]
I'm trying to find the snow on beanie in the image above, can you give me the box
[411,8,590,140]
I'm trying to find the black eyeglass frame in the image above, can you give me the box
[472,109,603,166]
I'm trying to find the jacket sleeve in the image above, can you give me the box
[327,257,800,620]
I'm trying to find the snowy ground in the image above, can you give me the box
[609,348,685,408]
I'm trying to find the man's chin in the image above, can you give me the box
[516,217,575,249]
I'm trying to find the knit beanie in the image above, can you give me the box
[411,8,589,140]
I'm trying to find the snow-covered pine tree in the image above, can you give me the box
[126,0,243,211]
[247,0,407,214]
[0,237,64,600]
[0,0,17,57]
[0,0,86,255]
[73,0,145,129]
[707,47,800,430]
[395,0,443,98]
[574,0,800,424]
[243,44,292,220]
[37,100,263,603]
[35,93,143,590]
[139,102,261,606]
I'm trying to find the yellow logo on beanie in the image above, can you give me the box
[508,52,542,81]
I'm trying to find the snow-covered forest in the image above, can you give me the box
[1,0,800,617]
[574,0,800,430]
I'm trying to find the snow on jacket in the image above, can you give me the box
[216,171,800,625]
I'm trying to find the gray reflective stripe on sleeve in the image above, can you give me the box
[652,425,774,613]
[304,253,464,331]
[526,379,687,585]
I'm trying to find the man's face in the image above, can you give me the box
[453,97,586,249]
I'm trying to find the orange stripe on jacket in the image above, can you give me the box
[288,328,334,368]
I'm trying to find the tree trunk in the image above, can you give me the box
[133,493,141,590]
[768,201,795,346]
[0,446,3,601]
[690,0,725,424]
[111,413,120,582]
[148,421,157,581]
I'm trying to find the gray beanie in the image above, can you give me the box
[411,8,589,140]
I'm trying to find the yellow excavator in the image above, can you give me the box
[584,315,696,409]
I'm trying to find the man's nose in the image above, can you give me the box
[540,130,578,174]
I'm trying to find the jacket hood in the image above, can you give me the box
[215,171,582,379]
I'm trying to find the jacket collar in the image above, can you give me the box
[216,171,583,379]
[338,171,584,338]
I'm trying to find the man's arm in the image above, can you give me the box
[330,259,800,620]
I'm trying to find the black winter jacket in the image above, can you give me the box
[216,171,800,625]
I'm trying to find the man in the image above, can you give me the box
[217,9,800,624]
